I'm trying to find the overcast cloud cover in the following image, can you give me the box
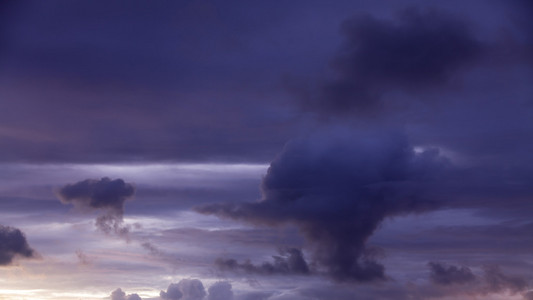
[0,0,532,299]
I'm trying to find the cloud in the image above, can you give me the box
[0,225,36,265]
[160,283,183,300]
[57,177,134,211]
[75,249,93,266]
[524,291,533,300]
[301,8,482,114]
[197,130,450,282]
[426,262,529,297]
[483,265,529,295]
[57,177,135,237]
[161,279,206,300]
[160,279,235,300]
[428,262,476,285]
[110,288,142,300]
[207,281,234,300]
[215,248,309,276]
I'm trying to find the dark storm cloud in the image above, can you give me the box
[215,248,309,276]
[57,177,135,236]
[0,225,36,265]
[197,130,451,282]
[110,288,142,300]
[428,262,476,285]
[302,8,482,113]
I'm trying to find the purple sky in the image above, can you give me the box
[0,1,532,299]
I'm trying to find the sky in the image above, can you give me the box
[0,0,532,299]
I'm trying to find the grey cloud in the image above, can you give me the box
[160,280,235,300]
[207,281,234,300]
[302,8,482,114]
[160,283,183,300]
[177,279,207,300]
[57,177,134,211]
[215,248,309,276]
[524,291,533,300]
[197,130,450,282]
[428,262,476,285]
[0,225,36,265]
[161,279,206,300]
[57,177,135,236]
[110,288,142,300]
[75,249,92,266]
[426,262,529,297]
[483,265,529,295]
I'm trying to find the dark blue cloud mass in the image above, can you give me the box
[57,177,135,236]
[0,225,36,265]
[300,7,483,114]
[197,130,451,281]
[215,247,309,276]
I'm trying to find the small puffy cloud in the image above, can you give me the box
[161,279,206,300]
[428,262,476,285]
[160,283,183,300]
[0,225,36,265]
[110,288,142,300]
[207,281,234,300]
[57,177,135,237]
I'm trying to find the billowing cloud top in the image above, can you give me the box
[160,279,207,300]
[57,177,135,212]
[198,130,451,281]
[110,288,142,300]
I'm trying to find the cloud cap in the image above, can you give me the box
[57,177,135,211]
